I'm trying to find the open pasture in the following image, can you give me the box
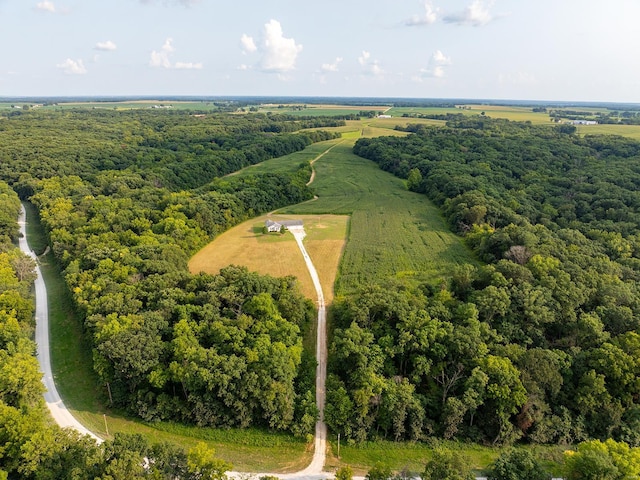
[189,214,349,304]
[228,139,343,178]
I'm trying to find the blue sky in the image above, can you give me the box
[1,0,638,102]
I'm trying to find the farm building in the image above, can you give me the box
[265,219,303,232]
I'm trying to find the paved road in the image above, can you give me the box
[18,204,102,443]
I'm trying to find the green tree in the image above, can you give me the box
[406,168,423,192]
[487,449,550,480]
[564,439,640,480]
[422,448,474,480]
[366,462,392,480]
[336,465,353,480]
[187,442,232,480]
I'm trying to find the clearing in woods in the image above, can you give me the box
[189,214,349,304]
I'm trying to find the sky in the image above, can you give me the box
[1,0,639,102]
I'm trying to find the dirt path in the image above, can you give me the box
[307,140,342,186]
[18,204,102,443]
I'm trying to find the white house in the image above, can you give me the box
[265,219,303,232]
[265,219,282,232]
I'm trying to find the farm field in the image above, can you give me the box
[576,123,640,139]
[278,140,477,293]
[387,104,553,124]
[221,127,477,294]
[189,213,349,304]
[256,104,390,116]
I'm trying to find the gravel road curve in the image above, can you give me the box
[18,204,102,443]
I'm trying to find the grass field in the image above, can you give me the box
[189,214,349,304]
[222,129,477,294]
[276,140,477,293]
[23,203,312,473]
[227,139,344,178]
[576,123,640,139]
[323,439,565,477]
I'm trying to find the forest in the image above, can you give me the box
[3,106,640,477]
[339,118,640,446]
[0,109,347,477]
[0,182,237,479]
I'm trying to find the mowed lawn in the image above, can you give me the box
[278,141,478,293]
[189,214,349,304]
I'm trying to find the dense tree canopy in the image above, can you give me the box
[0,109,335,435]
[331,118,640,445]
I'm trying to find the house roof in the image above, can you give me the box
[265,219,303,227]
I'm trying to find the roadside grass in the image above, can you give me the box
[324,439,566,477]
[189,214,349,305]
[277,141,477,293]
[23,203,313,472]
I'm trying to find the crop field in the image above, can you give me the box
[257,104,390,116]
[278,141,477,293]
[189,214,349,304]
[576,123,640,139]
[387,105,553,124]
[228,139,344,178]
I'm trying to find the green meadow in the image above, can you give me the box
[276,139,477,293]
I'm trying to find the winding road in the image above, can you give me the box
[18,204,102,443]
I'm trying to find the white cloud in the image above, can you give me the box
[150,38,174,68]
[358,50,383,76]
[95,40,117,51]
[36,1,55,12]
[405,0,438,26]
[149,38,201,69]
[415,50,452,80]
[443,0,495,26]
[321,57,343,72]
[240,34,257,54]
[261,20,303,73]
[56,58,87,75]
[241,20,302,74]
